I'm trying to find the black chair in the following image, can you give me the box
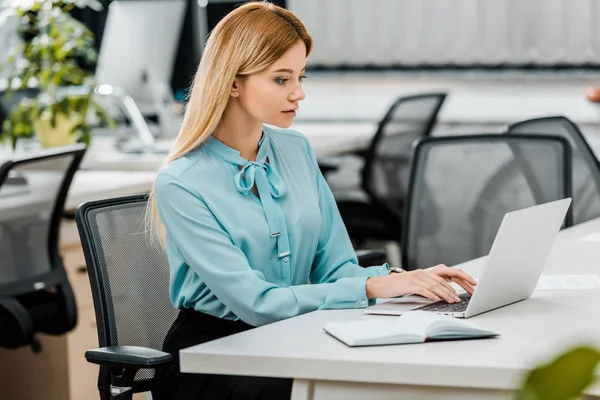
[328,93,447,259]
[75,194,388,400]
[401,134,572,271]
[505,116,600,225]
[75,195,175,400]
[0,144,86,352]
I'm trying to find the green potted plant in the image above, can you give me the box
[0,0,113,149]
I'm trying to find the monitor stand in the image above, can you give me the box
[95,69,182,153]
[144,68,182,139]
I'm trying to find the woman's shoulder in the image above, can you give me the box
[154,148,210,192]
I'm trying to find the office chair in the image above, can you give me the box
[75,195,175,399]
[505,116,600,225]
[326,93,447,261]
[402,134,572,271]
[321,92,447,177]
[0,144,86,352]
[75,194,386,400]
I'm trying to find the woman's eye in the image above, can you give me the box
[299,75,307,83]
[275,78,288,85]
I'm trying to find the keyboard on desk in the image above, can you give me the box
[414,293,472,313]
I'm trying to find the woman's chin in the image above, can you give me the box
[265,119,294,129]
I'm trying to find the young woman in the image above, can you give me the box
[150,2,476,399]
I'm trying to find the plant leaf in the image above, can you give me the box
[516,346,600,400]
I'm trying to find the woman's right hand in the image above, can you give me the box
[365,265,477,303]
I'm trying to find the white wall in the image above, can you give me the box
[289,0,600,67]
[4,0,600,75]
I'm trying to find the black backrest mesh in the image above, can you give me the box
[81,198,177,384]
[0,145,85,289]
[363,93,446,214]
[402,134,571,271]
[507,116,600,224]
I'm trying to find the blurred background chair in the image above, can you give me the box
[323,93,447,264]
[0,144,86,352]
[505,116,600,225]
[401,134,572,271]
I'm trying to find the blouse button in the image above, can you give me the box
[283,256,289,263]
[361,299,367,305]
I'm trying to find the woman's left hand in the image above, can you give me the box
[425,264,477,295]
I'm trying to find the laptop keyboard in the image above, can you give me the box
[413,293,472,313]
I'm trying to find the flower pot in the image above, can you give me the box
[33,111,82,148]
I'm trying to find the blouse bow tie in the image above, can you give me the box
[233,159,290,259]
[204,133,291,262]
[234,161,286,198]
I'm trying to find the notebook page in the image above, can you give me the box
[420,312,496,339]
[324,317,428,346]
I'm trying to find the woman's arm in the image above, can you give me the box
[304,139,389,285]
[155,171,374,327]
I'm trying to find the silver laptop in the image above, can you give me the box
[414,198,572,318]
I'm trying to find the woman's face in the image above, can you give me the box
[234,41,307,128]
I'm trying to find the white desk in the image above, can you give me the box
[64,170,156,210]
[179,218,600,400]
[0,171,156,221]
[294,122,375,156]
[81,122,375,171]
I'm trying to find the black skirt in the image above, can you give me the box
[152,308,293,400]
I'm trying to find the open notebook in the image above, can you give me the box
[323,311,498,347]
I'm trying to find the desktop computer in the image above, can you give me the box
[95,0,187,140]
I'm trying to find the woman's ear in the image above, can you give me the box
[231,79,239,98]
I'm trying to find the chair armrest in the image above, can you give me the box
[85,345,172,369]
[0,297,38,351]
[355,249,387,267]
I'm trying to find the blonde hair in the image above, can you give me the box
[147,1,313,245]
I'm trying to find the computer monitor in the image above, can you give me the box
[95,0,186,136]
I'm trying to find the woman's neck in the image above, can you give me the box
[214,104,263,161]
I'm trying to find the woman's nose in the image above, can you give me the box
[289,87,305,102]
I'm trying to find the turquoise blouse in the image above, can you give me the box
[154,125,389,326]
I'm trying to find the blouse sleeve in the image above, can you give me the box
[303,139,390,288]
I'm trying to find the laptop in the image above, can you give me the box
[413,198,572,318]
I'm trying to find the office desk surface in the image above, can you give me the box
[65,170,156,210]
[180,218,600,399]
[82,122,374,171]
[0,171,156,219]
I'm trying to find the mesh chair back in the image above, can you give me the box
[76,195,177,390]
[0,144,86,294]
[362,93,446,215]
[402,134,572,271]
[507,116,600,224]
